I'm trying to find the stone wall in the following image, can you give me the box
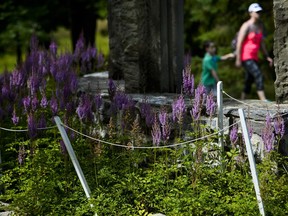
[273,0,288,103]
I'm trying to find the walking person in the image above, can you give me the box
[202,41,234,96]
[235,3,273,101]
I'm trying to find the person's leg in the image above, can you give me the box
[242,60,254,100]
[247,60,266,100]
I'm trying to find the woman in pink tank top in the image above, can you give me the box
[235,3,273,101]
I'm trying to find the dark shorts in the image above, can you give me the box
[242,60,264,94]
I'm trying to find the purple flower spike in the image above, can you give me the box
[108,79,116,99]
[206,93,216,117]
[23,96,31,113]
[40,95,49,108]
[230,125,238,144]
[151,117,161,146]
[261,114,275,153]
[158,110,170,142]
[49,41,57,57]
[182,66,194,96]
[95,94,103,110]
[50,97,58,116]
[172,94,186,124]
[12,108,19,126]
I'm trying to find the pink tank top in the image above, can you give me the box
[241,32,263,61]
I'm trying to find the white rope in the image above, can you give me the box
[222,90,288,116]
[0,125,57,133]
[61,121,241,149]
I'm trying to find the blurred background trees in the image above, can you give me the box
[0,0,275,100]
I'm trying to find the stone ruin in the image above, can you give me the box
[107,0,184,93]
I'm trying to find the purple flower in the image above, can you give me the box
[12,108,19,125]
[76,94,93,122]
[49,41,57,57]
[140,102,154,127]
[50,97,58,116]
[151,117,161,146]
[40,95,49,108]
[10,69,24,88]
[274,115,285,139]
[182,66,194,96]
[31,96,38,111]
[158,110,170,142]
[206,93,216,117]
[95,94,103,110]
[23,96,31,112]
[190,84,206,121]
[230,125,238,144]
[261,114,275,153]
[108,79,116,100]
[172,94,186,124]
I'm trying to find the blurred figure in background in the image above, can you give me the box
[235,3,273,101]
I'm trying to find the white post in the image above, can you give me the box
[217,81,223,153]
[54,116,91,199]
[238,109,265,216]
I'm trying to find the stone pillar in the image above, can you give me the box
[273,0,288,103]
[108,0,184,93]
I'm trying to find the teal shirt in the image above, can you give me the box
[201,53,221,86]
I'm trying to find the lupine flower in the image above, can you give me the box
[49,41,57,57]
[74,35,85,59]
[108,79,116,100]
[206,93,216,117]
[76,94,93,122]
[190,84,206,121]
[172,94,186,124]
[140,102,154,127]
[27,113,37,139]
[30,34,38,51]
[18,145,25,165]
[28,74,40,96]
[262,114,275,153]
[112,91,131,111]
[230,125,238,144]
[50,97,58,116]
[182,66,194,96]
[12,108,19,125]
[10,69,24,88]
[23,96,31,112]
[151,117,161,146]
[274,115,285,139]
[31,96,38,111]
[40,95,49,108]
[159,110,170,142]
[95,94,103,111]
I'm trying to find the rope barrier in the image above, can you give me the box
[222,90,288,116]
[0,125,57,132]
[61,120,240,149]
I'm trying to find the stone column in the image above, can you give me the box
[108,0,184,93]
[273,0,288,103]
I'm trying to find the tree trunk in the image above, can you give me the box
[273,0,288,103]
